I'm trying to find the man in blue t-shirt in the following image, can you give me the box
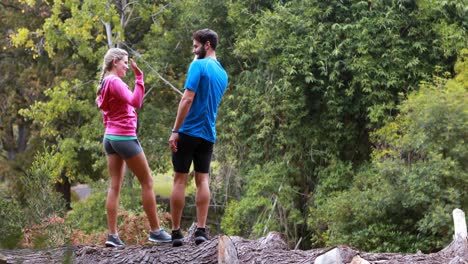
[168,28,228,247]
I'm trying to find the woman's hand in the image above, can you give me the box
[130,58,143,76]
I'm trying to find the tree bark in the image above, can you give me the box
[1,232,466,264]
[2,211,468,264]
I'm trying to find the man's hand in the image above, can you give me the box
[130,58,143,76]
[169,133,179,152]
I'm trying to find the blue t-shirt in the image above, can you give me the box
[179,57,228,143]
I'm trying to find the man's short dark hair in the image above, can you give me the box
[193,29,219,50]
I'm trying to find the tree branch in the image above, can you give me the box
[101,20,113,48]
[0,2,22,11]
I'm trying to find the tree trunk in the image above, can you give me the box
[1,231,466,264]
[1,211,467,264]
[16,122,29,153]
[55,171,71,210]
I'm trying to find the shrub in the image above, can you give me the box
[0,197,25,249]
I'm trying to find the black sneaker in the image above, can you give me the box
[194,228,209,245]
[105,234,125,247]
[172,229,184,247]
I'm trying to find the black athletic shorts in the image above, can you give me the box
[103,138,143,160]
[172,133,214,173]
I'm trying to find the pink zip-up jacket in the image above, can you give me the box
[96,74,145,136]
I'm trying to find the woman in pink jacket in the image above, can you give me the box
[96,48,171,247]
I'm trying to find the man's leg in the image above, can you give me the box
[171,172,188,230]
[194,172,210,228]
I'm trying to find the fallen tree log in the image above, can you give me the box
[1,209,467,264]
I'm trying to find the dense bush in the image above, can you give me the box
[0,197,25,249]
[310,51,468,252]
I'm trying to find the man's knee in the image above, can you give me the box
[194,172,209,187]
[173,173,189,185]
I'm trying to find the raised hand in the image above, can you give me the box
[130,58,143,76]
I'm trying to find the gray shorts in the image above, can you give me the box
[103,138,143,160]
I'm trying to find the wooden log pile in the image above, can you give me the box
[1,209,467,264]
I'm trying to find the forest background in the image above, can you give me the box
[0,0,467,254]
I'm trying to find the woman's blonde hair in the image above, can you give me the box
[96,48,128,95]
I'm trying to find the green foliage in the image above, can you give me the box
[225,0,466,168]
[19,149,67,224]
[0,0,53,183]
[2,0,467,252]
[221,162,303,244]
[314,160,354,206]
[311,165,422,252]
[10,149,72,249]
[218,0,466,250]
[66,183,107,234]
[19,80,103,183]
[0,197,25,249]
[12,0,116,61]
[311,51,468,252]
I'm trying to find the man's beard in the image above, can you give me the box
[197,46,207,59]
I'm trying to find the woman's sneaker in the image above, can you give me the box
[194,228,209,245]
[149,228,172,243]
[172,229,184,247]
[105,234,125,247]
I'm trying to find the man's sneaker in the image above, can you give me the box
[105,234,125,247]
[194,228,210,245]
[172,229,184,247]
[149,228,172,243]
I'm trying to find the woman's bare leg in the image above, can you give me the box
[106,154,125,234]
[125,152,161,230]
